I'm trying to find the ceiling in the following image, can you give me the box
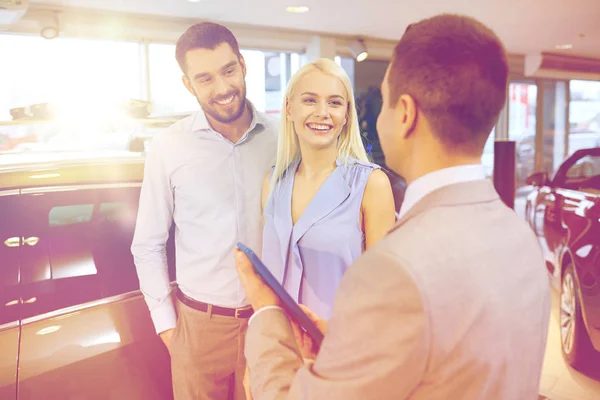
[30,0,600,57]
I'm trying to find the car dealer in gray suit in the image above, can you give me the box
[234,13,551,400]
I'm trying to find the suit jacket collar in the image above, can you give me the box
[390,179,500,233]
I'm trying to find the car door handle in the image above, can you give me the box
[3,237,20,247]
[23,236,40,246]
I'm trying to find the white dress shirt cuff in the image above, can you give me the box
[249,306,284,326]
[150,297,177,334]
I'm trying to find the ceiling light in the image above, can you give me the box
[555,44,573,50]
[39,11,60,40]
[349,39,368,62]
[286,6,309,13]
[41,26,59,39]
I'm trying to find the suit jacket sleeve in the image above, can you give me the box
[245,248,430,400]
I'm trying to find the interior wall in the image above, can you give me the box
[353,59,389,97]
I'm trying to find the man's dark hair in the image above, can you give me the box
[175,22,241,74]
[388,14,509,153]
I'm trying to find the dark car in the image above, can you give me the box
[525,147,600,370]
[0,149,407,399]
[0,151,175,400]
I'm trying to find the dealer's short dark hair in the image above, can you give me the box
[175,22,241,74]
[388,14,509,153]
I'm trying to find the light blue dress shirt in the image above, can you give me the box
[131,104,278,334]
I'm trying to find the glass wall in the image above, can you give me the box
[334,56,356,89]
[147,44,300,116]
[147,43,197,116]
[0,33,302,153]
[0,34,144,152]
[508,82,538,187]
[481,128,496,179]
[480,82,537,186]
[569,80,600,155]
[263,51,302,116]
[2,32,598,169]
[0,35,144,122]
[538,80,569,176]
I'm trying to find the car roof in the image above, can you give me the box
[0,150,145,190]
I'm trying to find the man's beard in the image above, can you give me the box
[197,86,248,125]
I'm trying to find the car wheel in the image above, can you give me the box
[560,263,595,369]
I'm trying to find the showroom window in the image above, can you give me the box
[480,128,497,179]
[148,43,302,116]
[147,43,198,116]
[569,80,600,156]
[0,34,145,153]
[0,34,144,122]
[467,83,536,185]
[537,80,569,177]
[0,34,303,153]
[263,51,302,115]
[334,56,356,89]
[508,82,537,187]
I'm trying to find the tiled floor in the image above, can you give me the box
[538,290,600,400]
[515,192,600,400]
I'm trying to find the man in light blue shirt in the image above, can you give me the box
[131,22,278,399]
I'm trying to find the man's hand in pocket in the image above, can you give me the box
[159,328,175,354]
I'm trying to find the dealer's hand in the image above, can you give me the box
[234,247,281,311]
[290,305,328,360]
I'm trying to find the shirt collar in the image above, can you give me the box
[191,99,266,134]
[398,164,486,219]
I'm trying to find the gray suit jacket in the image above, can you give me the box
[246,180,551,400]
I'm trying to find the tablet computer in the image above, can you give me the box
[236,242,324,346]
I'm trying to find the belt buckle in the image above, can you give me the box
[235,308,241,318]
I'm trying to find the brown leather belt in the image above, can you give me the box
[176,288,254,319]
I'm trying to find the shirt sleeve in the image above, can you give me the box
[131,136,176,334]
[249,305,285,326]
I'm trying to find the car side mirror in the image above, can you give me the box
[526,172,550,187]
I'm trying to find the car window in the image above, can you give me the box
[18,186,147,319]
[563,154,600,193]
[49,204,94,227]
[566,155,600,179]
[0,192,21,325]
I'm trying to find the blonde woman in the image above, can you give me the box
[260,58,396,320]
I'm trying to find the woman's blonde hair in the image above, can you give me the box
[268,58,369,196]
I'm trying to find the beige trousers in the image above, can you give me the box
[171,299,249,400]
